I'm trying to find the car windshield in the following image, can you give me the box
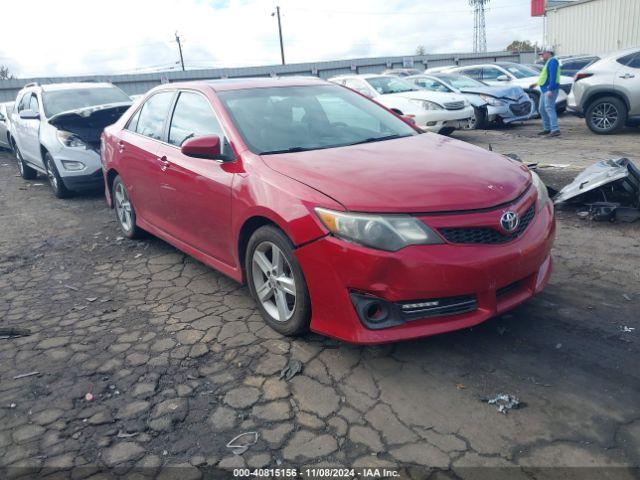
[365,77,420,95]
[410,77,452,93]
[42,87,131,117]
[501,64,538,79]
[436,74,486,89]
[217,85,417,155]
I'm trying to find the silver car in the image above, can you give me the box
[568,47,640,134]
[10,82,131,197]
[406,74,535,129]
[0,101,14,150]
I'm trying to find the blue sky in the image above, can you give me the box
[0,0,542,77]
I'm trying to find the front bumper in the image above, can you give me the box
[415,106,475,133]
[295,201,555,344]
[51,148,104,191]
[488,99,537,124]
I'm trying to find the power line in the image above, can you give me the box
[286,1,530,16]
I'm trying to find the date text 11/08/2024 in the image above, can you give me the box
[233,468,401,478]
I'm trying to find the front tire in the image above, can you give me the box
[440,127,455,136]
[44,152,72,198]
[586,97,627,134]
[245,225,311,336]
[14,144,38,180]
[470,106,487,130]
[112,175,143,239]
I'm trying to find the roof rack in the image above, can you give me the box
[23,82,39,88]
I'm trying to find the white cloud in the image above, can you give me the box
[0,0,542,77]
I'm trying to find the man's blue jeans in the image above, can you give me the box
[539,89,559,132]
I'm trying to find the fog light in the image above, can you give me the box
[61,160,86,171]
[426,121,437,126]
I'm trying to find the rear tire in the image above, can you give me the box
[440,127,455,136]
[112,175,143,239]
[585,96,627,134]
[245,225,311,337]
[14,144,38,180]
[44,152,72,198]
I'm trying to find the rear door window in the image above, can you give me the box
[168,91,223,146]
[134,91,174,141]
[29,94,39,112]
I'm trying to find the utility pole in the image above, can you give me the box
[175,31,185,71]
[273,6,286,65]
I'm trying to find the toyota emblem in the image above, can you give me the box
[500,211,519,233]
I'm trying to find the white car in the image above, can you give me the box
[443,62,574,112]
[0,101,14,150]
[328,74,474,134]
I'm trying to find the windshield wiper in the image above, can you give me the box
[259,146,316,155]
[347,134,408,146]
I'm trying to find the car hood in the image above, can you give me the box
[386,90,466,105]
[262,134,531,213]
[48,102,132,144]
[459,85,524,100]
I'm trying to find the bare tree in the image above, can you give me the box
[0,65,14,80]
[415,45,426,56]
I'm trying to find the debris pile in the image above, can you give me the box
[483,393,524,414]
[554,158,640,223]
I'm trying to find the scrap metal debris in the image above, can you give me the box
[0,327,31,339]
[554,158,640,222]
[279,359,303,381]
[483,393,524,414]
[621,326,636,333]
[226,431,259,455]
[13,371,40,380]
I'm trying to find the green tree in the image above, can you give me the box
[415,45,426,56]
[505,40,537,52]
[0,65,14,80]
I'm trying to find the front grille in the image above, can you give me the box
[444,101,465,110]
[399,295,477,320]
[509,102,532,116]
[438,204,535,245]
[560,84,571,94]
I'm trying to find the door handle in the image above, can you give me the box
[158,155,170,171]
[619,73,635,79]
[117,141,125,153]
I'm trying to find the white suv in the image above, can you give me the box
[328,74,474,135]
[10,82,131,198]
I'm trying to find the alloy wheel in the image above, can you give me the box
[46,161,59,191]
[251,241,296,322]
[114,182,133,232]
[591,102,618,131]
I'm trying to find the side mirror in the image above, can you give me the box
[496,75,510,82]
[19,110,39,120]
[181,135,224,160]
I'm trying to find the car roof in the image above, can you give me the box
[157,77,328,93]
[40,82,117,92]
[330,74,396,80]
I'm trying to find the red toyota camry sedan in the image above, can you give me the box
[101,77,555,344]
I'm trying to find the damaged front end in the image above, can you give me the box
[554,158,640,222]
[48,102,132,151]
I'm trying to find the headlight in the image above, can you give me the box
[56,130,86,148]
[409,99,443,111]
[531,171,550,212]
[479,95,505,107]
[315,208,443,251]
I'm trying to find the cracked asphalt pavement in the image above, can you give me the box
[0,116,639,479]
